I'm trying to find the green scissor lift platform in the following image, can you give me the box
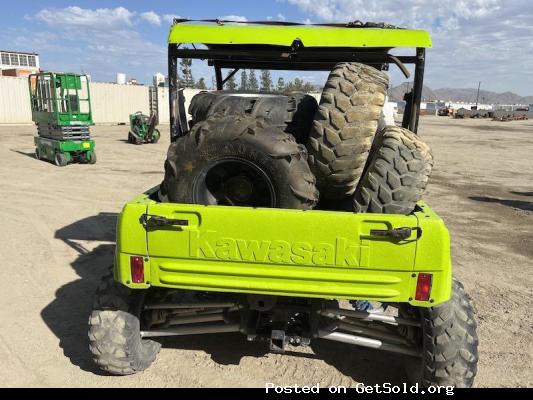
[29,72,96,166]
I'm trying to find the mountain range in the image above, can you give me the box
[388,82,533,105]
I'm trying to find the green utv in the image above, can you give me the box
[89,19,478,387]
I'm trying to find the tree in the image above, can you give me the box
[239,70,248,91]
[302,82,315,92]
[179,57,195,88]
[276,77,285,93]
[248,69,259,91]
[282,78,315,94]
[260,70,273,92]
[226,74,238,91]
[196,77,207,90]
[292,78,304,91]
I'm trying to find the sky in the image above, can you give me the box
[1,0,532,95]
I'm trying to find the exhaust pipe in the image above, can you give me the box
[318,329,421,357]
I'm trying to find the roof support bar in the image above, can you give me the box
[168,44,180,141]
[214,65,223,90]
[222,68,240,86]
[410,47,425,133]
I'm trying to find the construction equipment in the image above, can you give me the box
[88,19,478,388]
[29,72,95,166]
[128,112,161,144]
[437,106,453,116]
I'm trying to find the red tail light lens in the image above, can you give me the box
[130,256,144,283]
[415,273,432,301]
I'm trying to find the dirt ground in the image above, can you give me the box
[0,117,531,388]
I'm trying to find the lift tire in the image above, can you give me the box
[55,152,68,167]
[401,279,479,387]
[88,268,161,375]
[161,115,319,209]
[306,62,389,199]
[189,91,318,143]
[351,126,432,214]
[88,152,97,165]
[35,148,40,160]
[151,130,161,144]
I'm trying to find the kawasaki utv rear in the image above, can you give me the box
[89,19,478,388]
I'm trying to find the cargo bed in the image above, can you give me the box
[115,186,452,307]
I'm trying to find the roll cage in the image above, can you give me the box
[167,19,430,142]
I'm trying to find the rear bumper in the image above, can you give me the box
[114,187,452,307]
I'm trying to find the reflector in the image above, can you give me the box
[415,273,432,301]
[130,256,144,283]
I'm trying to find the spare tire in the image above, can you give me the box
[306,63,389,199]
[161,115,319,209]
[189,91,253,124]
[351,126,433,215]
[188,91,318,143]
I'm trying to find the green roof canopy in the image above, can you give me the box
[168,22,432,48]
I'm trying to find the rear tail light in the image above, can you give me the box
[415,273,433,301]
[130,256,145,283]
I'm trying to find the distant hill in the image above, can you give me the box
[389,82,438,102]
[389,83,533,105]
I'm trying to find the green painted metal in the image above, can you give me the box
[168,23,432,48]
[29,72,93,127]
[114,188,451,307]
[34,136,95,164]
[128,112,161,144]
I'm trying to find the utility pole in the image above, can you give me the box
[475,81,481,109]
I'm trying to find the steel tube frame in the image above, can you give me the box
[141,323,240,338]
[167,313,224,326]
[323,307,421,327]
[168,43,425,141]
[144,301,236,310]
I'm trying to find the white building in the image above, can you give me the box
[0,50,40,77]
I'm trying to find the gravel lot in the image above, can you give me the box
[0,117,531,387]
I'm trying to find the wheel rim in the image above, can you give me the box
[193,158,276,207]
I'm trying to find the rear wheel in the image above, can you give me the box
[161,115,318,209]
[401,279,478,387]
[54,152,68,167]
[151,129,160,144]
[35,147,40,160]
[88,269,161,375]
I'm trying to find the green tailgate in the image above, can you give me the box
[115,189,451,307]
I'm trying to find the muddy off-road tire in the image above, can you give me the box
[189,91,318,143]
[307,62,389,199]
[351,126,433,214]
[88,269,161,375]
[161,115,318,209]
[401,279,479,387]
